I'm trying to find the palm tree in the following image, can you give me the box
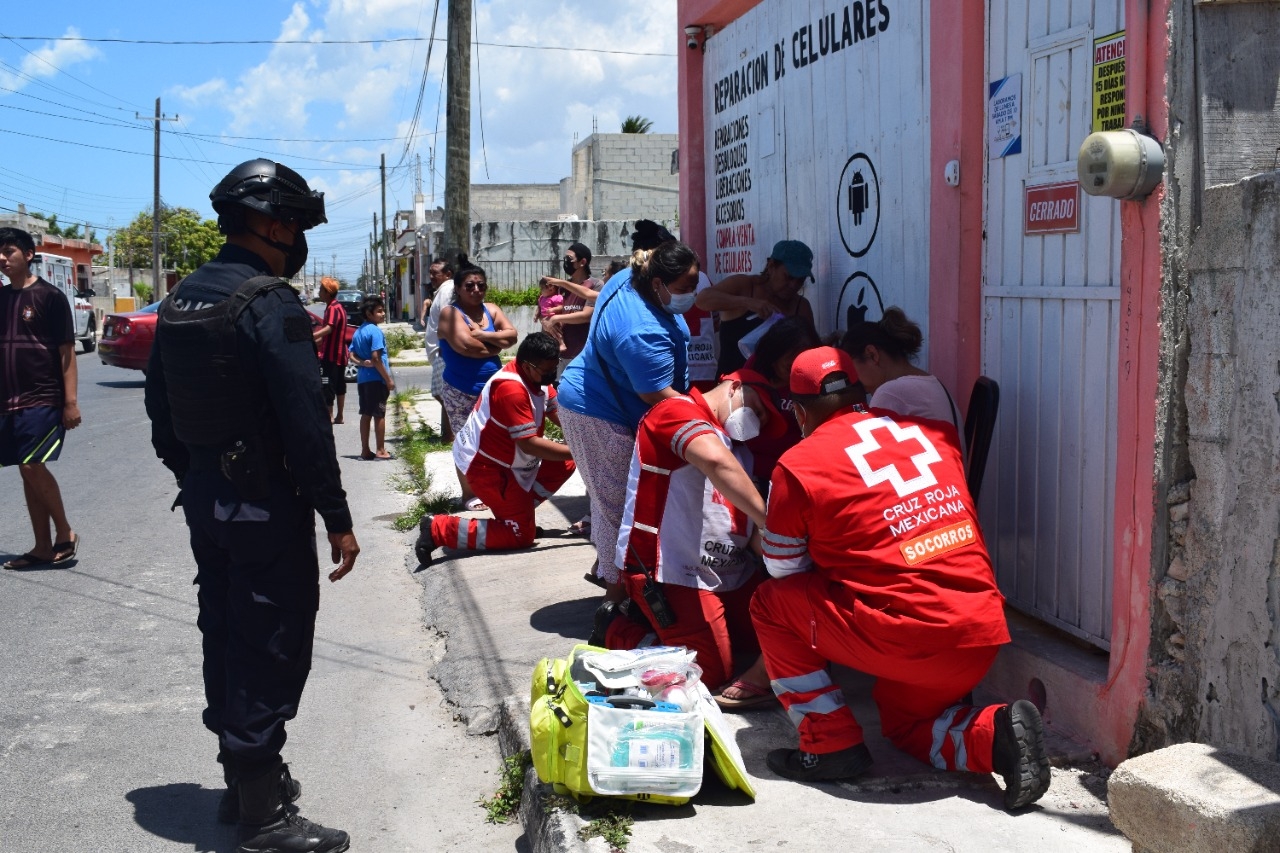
[620,115,654,134]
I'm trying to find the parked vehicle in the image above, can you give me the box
[98,301,358,379]
[97,302,159,372]
[32,252,96,352]
[335,290,365,327]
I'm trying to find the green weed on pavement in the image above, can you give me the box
[387,388,453,530]
[479,751,532,823]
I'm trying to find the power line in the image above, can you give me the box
[1,33,145,111]
[2,34,676,56]
[473,2,490,180]
[397,0,443,167]
[1,83,440,144]
[0,102,388,168]
[0,127,384,170]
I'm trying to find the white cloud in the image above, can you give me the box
[161,0,678,278]
[0,28,101,93]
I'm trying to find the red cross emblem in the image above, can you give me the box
[844,416,943,497]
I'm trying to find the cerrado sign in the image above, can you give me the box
[1024,181,1080,235]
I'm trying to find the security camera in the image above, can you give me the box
[684,25,701,50]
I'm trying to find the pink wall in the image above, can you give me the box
[1100,0,1167,760]
[677,0,765,264]
[926,3,985,409]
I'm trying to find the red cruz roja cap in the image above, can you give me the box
[720,367,790,440]
[788,346,859,396]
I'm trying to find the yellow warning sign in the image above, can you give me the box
[1093,31,1126,132]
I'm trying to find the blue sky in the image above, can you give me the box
[1,0,678,282]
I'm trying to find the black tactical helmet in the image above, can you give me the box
[210,159,327,232]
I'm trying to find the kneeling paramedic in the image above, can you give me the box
[751,347,1051,810]
[415,331,575,564]
[145,158,358,853]
[598,370,785,692]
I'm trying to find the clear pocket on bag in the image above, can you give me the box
[585,704,704,798]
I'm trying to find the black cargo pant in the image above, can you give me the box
[181,463,320,773]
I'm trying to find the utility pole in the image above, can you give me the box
[380,153,390,310]
[444,0,471,256]
[137,98,178,300]
[371,214,380,294]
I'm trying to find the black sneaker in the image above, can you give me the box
[992,699,1051,810]
[218,764,302,824]
[414,516,436,567]
[766,743,873,782]
[237,811,349,853]
[586,599,618,647]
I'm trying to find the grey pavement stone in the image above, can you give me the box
[1108,742,1280,853]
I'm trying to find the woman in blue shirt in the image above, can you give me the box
[558,235,700,603]
[437,264,518,438]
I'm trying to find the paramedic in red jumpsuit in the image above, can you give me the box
[751,347,1051,810]
[600,370,786,690]
[414,332,574,562]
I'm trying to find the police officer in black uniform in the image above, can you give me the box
[145,159,359,853]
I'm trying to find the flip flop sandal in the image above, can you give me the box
[463,497,488,512]
[714,679,779,712]
[4,552,51,571]
[52,533,80,564]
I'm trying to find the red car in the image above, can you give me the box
[98,302,160,373]
[98,302,356,377]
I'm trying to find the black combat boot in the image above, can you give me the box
[991,699,1051,810]
[218,753,302,824]
[236,759,349,853]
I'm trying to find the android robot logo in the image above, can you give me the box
[836,153,880,259]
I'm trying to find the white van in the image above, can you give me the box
[30,252,96,352]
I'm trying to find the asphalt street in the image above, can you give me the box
[0,354,524,852]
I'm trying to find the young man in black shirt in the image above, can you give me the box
[0,227,81,570]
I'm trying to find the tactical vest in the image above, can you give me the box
[157,275,288,449]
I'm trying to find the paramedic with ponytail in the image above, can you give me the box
[596,370,787,690]
[557,227,698,602]
[750,347,1051,811]
[414,332,574,562]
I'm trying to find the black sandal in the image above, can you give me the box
[52,533,80,564]
[4,553,51,571]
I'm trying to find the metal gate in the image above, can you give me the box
[981,0,1124,647]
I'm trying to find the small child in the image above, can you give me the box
[349,296,396,460]
[537,276,567,354]
[536,277,565,321]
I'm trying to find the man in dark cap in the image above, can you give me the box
[145,158,358,853]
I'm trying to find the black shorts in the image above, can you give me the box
[320,360,347,402]
[0,405,66,467]
[357,381,389,417]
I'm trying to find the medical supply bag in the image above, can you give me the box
[529,644,755,805]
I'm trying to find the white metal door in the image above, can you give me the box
[982,0,1123,647]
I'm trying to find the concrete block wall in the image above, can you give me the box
[1162,173,1280,763]
[568,133,679,222]
[469,219,675,288]
[469,184,563,221]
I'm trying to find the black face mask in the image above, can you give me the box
[259,228,309,279]
[562,257,576,276]
[281,231,309,279]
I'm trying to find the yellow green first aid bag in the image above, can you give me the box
[529,644,755,805]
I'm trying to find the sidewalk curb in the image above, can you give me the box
[498,696,597,853]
